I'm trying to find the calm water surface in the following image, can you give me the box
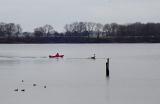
[0,44,160,104]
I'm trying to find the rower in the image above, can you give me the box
[56,53,59,56]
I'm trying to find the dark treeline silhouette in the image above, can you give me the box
[0,22,160,43]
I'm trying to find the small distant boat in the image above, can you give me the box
[91,54,96,59]
[49,53,64,58]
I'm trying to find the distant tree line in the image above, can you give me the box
[0,22,160,43]
[0,22,22,38]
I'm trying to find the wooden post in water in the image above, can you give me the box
[106,58,109,77]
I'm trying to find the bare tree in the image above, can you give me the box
[34,27,45,37]
[34,24,54,37]
[15,24,22,37]
[95,23,103,38]
[86,22,96,33]
[43,24,54,37]
[103,24,112,37]
[77,22,87,33]
[0,22,6,37]
[4,23,17,37]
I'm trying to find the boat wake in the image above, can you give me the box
[0,56,48,59]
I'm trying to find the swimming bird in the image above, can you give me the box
[21,89,25,92]
[33,84,37,86]
[14,88,18,92]
[44,86,46,88]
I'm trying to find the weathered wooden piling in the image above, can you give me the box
[106,58,109,77]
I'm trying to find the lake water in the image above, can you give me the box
[0,44,160,104]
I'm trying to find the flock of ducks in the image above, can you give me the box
[14,80,46,92]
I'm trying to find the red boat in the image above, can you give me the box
[49,53,64,58]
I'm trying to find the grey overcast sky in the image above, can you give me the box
[0,0,160,32]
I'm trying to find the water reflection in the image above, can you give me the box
[0,59,20,65]
[0,44,160,104]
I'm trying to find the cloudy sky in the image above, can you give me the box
[0,0,160,32]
